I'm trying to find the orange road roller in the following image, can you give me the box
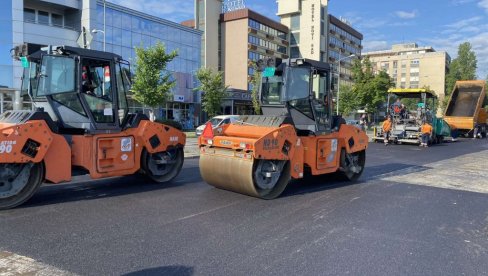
[199,58,368,199]
[0,46,185,209]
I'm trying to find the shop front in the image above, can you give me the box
[222,88,254,115]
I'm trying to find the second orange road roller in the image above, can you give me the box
[199,58,368,199]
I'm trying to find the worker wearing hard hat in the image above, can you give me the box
[382,115,392,145]
[420,121,433,147]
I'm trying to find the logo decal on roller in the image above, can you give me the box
[121,154,128,161]
[121,137,132,152]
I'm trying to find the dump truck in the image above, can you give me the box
[198,58,368,199]
[0,46,185,209]
[372,88,451,145]
[444,80,487,138]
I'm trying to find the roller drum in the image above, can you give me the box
[199,153,290,199]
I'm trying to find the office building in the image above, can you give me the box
[327,15,362,86]
[363,43,451,98]
[1,0,202,128]
[195,0,222,70]
[276,0,362,88]
[191,1,289,115]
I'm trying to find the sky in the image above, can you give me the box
[109,0,488,78]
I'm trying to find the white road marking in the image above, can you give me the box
[0,251,75,276]
[381,150,488,194]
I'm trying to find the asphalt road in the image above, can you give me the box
[1,139,487,276]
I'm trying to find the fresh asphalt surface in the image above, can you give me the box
[1,139,487,275]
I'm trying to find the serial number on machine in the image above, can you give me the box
[0,141,16,154]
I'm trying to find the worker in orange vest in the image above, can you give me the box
[420,120,433,147]
[382,115,392,145]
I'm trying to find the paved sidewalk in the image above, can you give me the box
[184,137,200,158]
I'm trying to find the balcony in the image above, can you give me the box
[38,0,80,9]
[247,44,257,51]
[248,28,257,34]
[23,22,79,46]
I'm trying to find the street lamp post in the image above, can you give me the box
[336,54,356,115]
[91,29,105,51]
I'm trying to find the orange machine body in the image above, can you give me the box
[199,123,368,179]
[0,119,185,184]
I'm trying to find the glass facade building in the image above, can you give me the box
[92,2,202,128]
[1,0,202,129]
[0,1,13,89]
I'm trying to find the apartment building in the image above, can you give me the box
[363,43,451,98]
[189,1,289,114]
[327,15,362,86]
[276,0,362,89]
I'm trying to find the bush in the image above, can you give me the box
[155,119,183,130]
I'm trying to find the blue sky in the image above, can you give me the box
[110,0,488,78]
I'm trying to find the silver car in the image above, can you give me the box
[195,115,240,136]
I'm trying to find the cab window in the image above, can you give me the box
[81,59,114,123]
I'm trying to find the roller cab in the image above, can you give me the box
[199,58,368,199]
[0,46,185,210]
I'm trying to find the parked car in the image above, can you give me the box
[195,115,240,136]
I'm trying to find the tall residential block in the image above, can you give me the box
[363,43,451,98]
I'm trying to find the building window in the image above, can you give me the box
[277,46,287,54]
[24,8,36,23]
[38,10,49,25]
[290,15,300,30]
[290,47,300,58]
[51,13,63,27]
[290,33,300,45]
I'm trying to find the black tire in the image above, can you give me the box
[0,162,44,210]
[339,149,366,181]
[252,160,291,200]
[141,148,184,183]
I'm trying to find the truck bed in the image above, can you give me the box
[445,84,483,117]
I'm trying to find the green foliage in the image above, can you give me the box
[131,42,178,119]
[445,42,477,103]
[195,67,228,118]
[250,65,262,115]
[350,57,393,114]
[338,84,358,115]
[154,119,183,130]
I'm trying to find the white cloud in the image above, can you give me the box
[479,0,488,13]
[357,19,388,29]
[395,10,417,19]
[421,31,488,78]
[362,40,389,52]
[109,0,194,23]
[450,0,476,5]
[445,16,482,29]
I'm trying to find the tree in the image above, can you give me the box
[132,42,178,121]
[338,84,358,115]
[350,57,392,114]
[195,67,228,118]
[250,65,262,115]
[444,42,478,110]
